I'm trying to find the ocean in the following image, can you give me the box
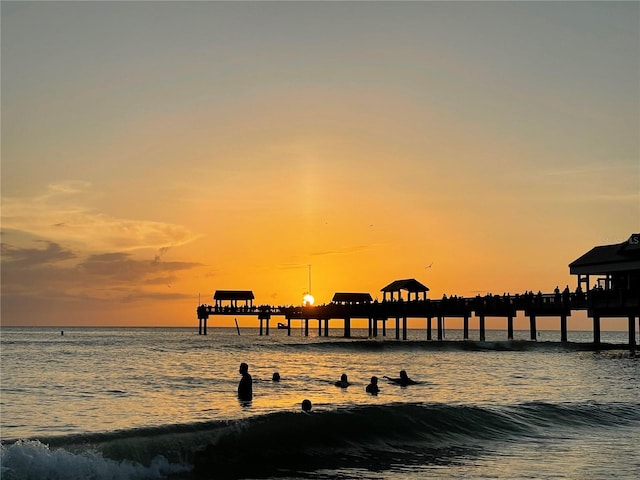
[1,326,639,480]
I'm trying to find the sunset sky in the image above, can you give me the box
[2,1,638,329]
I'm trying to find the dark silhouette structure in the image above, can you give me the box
[197,237,640,352]
[569,233,640,350]
[198,290,255,334]
[381,278,429,302]
[332,293,373,304]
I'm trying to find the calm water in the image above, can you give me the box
[1,327,639,479]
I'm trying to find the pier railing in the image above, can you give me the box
[198,290,638,321]
[196,289,638,349]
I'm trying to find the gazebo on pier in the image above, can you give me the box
[213,290,255,309]
[569,233,640,296]
[331,292,373,304]
[381,278,429,302]
[569,233,640,349]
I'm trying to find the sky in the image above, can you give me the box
[1,1,638,329]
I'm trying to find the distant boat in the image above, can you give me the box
[277,322,288,329]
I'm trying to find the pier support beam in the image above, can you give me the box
[628,315,636,354]
[437,316,443,341]
[479,315,486,342]
[344,317,351,338]
[304,319,309,337]
[395,317,400,340]
[318,319,322,336]
[402,315,407,340]
[560,314,568,342]
[426,316,432,341]
[324,319,329,337]
[382,319,386,337]
[463,315,469,340]
[265,319,270,336]
[259,318,263,336]
[529,315,537,341]
[507,315,514,340]
[287,319,291,336]
[373,317,378,337]
[593,315,601,345]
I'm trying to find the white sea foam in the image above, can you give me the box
[0,440,189,480]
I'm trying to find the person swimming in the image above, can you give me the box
[366,376,380,395]
[272,372,281,382]
[334,373,350,388]
[384,370,417,386]
[237,362,253,401]
[301,399,312,412]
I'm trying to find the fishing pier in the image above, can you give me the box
[196,235,640,351]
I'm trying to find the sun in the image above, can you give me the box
[303,293,315,306]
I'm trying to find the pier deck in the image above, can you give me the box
[197,291,639,351]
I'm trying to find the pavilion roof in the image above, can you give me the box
[213,290,255,301]
[569,234,640,275]
[332,292,373,304]
[380,278,429,293]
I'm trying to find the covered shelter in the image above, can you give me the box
[331,292,373,304]
[213,290,255,309]
[381,278,429,302]
[569,234,640,295]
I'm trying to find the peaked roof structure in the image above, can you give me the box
[381,278,429,293]
[332,292,373,304]
[213,290,255,301]
[569,234,640,274]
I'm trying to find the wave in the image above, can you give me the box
[2,401,639,480]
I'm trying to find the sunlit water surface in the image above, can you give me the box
[1,327,638,480]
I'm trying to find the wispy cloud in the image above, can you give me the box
[310,244,383,257]
[80,252,201,282]
[1,241,76,268]
[2,182,201,252]
[541,162,638,177]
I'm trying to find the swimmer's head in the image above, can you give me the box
[301,399,312,412]
[272,372,281,382]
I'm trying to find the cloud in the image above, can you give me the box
[1,182,201,252]
[1,240,76,268]
[277,262,310,270]
[310,244,382,257]
[80,251,201,282]
[541,163,637,177]
[0,200,204,317]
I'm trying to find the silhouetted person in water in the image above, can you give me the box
[384,370,417,386]
[334,373,350,388]
[301,399,312,412]
[366,376,380,395]
[272,372,280,382]
[237,362,252,401]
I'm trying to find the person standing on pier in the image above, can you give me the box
[238,362,253,401]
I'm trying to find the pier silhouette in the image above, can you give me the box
[196,235,640,352]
